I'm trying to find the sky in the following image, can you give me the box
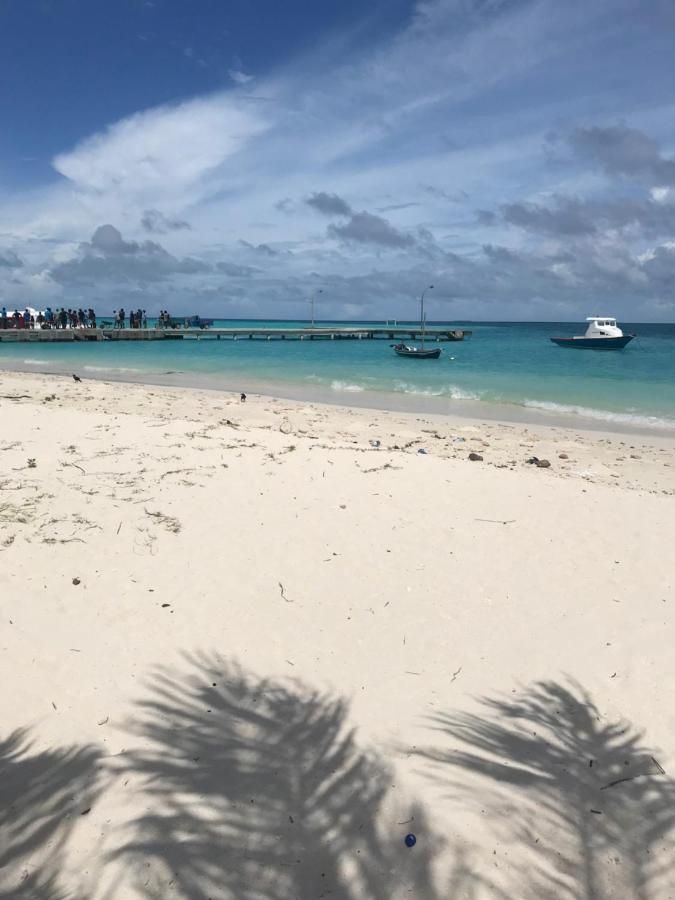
[1,0,675,321]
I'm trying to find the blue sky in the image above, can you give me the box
[2,0,675,320]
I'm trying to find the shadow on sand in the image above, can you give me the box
[414,678,675,900]
[111,651,443,899]
[0,728,102,900]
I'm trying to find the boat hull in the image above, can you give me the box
[550,335,635,350]
[394,346,442,359]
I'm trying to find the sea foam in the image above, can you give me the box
[83,365,145,375]
[522,399,675,431]
[393,381,479,400]
[330,380,365,392]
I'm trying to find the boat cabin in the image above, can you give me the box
[585,317,622,338]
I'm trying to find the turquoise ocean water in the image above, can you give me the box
[1,320,674,431]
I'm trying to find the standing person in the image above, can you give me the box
[88,308,96,328]
[119,307,125,329]
[23,309,31,329]
[1,306,6,329]
[37,310,44,328]
[60,308,68,329]
[142,309,147,329]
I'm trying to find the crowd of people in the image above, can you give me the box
[111,308,148,328]
[0,306,97,329]
[0,306,180,331]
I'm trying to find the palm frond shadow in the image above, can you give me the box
[0,728,102,900]
[414,679,675,900]
[113,651,444,899]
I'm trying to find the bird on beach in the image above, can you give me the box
[240,393,246,402]
[72,374,82,382]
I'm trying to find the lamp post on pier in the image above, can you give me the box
[310,288,323,329]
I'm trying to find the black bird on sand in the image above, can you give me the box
[240,393,246,402]
[72,374,82,382]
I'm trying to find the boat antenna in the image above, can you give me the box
[420,285,433,347]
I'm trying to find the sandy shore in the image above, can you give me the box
[1,370,674,899]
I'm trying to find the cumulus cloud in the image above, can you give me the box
[274,198,295,213]
[141,209,191,233]
[642,245,675,287]
[0,249,23,268]
[484,195,675,239]
[376,202,421,213]
[216,261,260,277]
[570,124,675,186]
[49,224,209,284]
[501,199,598,236]
[306,192,353,217]
[239,240,280,257]
[328,211,415,248]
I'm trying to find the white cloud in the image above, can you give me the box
[1,0,674,319]
[52,91,270,205]
[228,68,254,85]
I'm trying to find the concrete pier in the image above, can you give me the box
[0,325,471,343]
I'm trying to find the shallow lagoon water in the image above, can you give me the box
[2,320,674,431]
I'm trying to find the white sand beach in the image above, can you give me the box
[1,370,674,899]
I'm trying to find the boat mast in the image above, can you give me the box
[420,285,433,348]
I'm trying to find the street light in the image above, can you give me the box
[310,288,323,329]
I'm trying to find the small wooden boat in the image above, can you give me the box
[393,285,442,360]
[551,317,635,350]
[394,343,442,359]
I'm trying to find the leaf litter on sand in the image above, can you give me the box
[144,508,182,533]
[0,493,49,526]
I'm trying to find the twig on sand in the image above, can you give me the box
[279,581,293,602]
[451,666,462,682]
[600,757,666,790]
[361,463,402,474]
[651,756,666,775]
[0,394,31,400]
[475,518,516,525]
[42,537,86,544]
[116,521,122,535]
[61,461,86,475]
[0,442,22,452]
[159,467,198,480]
